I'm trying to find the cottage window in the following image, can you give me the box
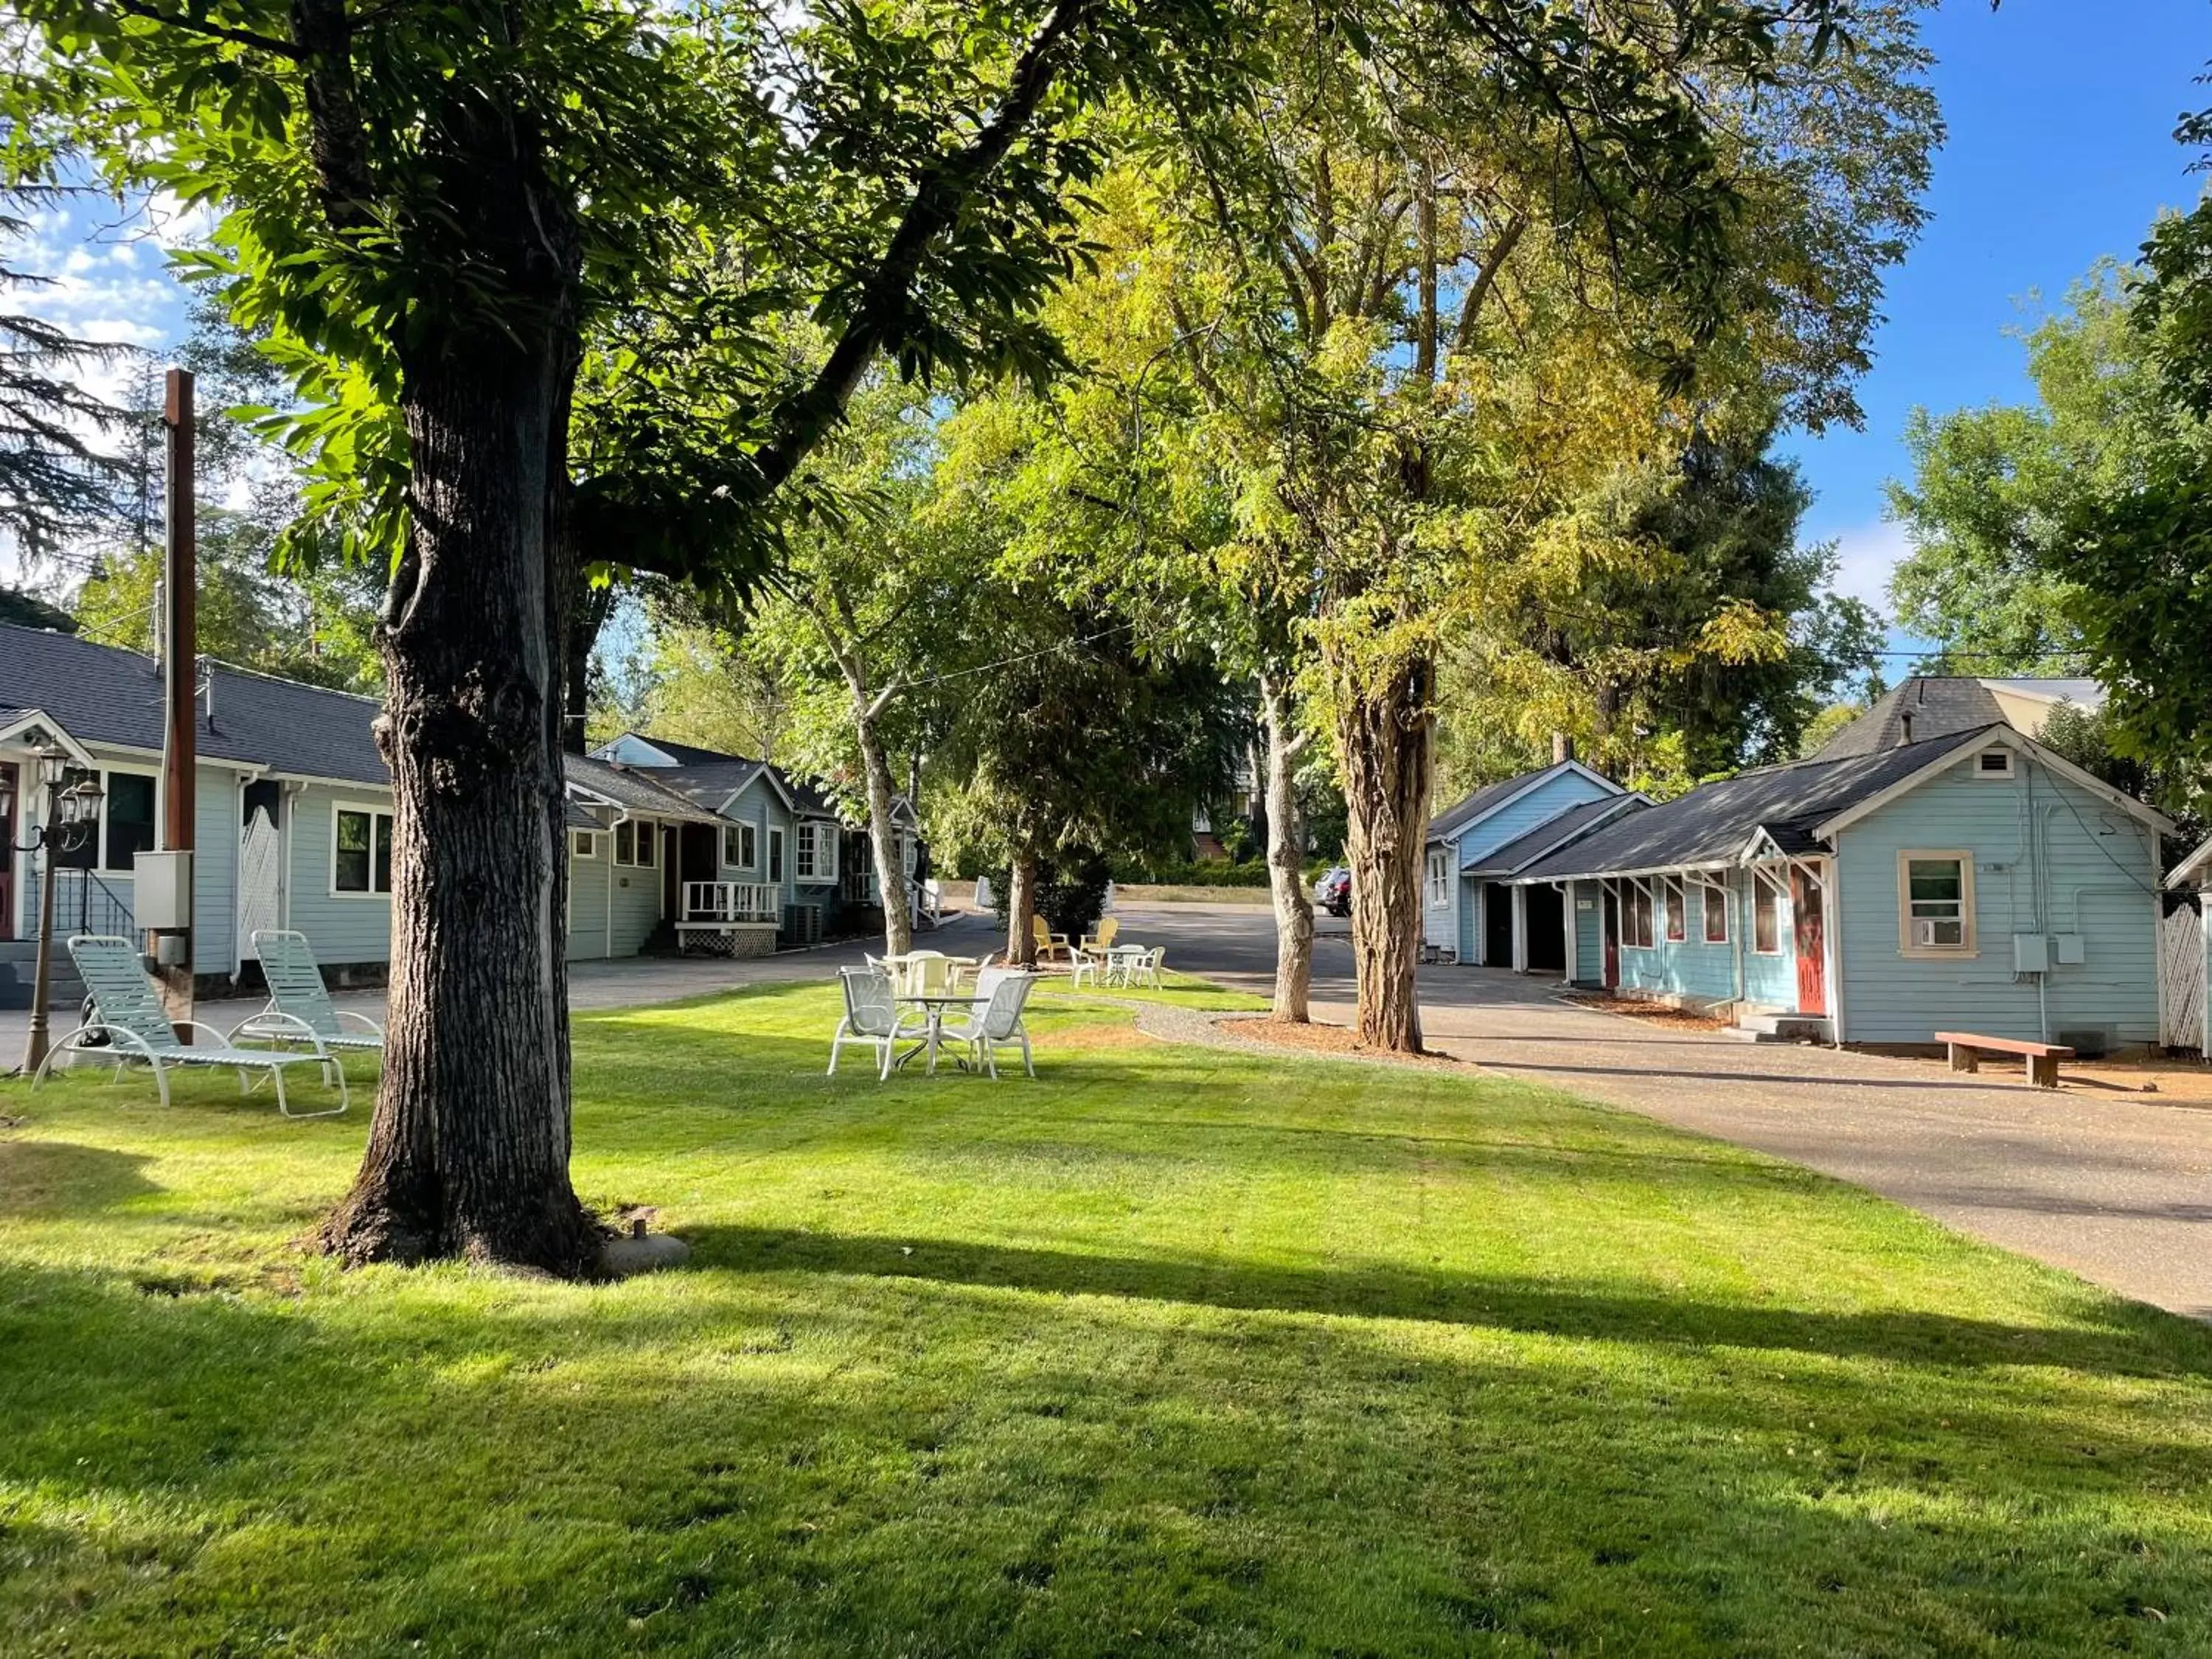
[723,821,757,872]
[795,821,838,883]
[1700,879,1730,945]
[1425,849,1451,907]
[333,804,394,895]
[102,773,157,873]
[1753,872,1781,954]
[1899,852,1975,956]
[1622,880,1655,950]
[570,829,599,860]
[1661,875,1686,942]
[615,819,657,868]
[766,826,786,885]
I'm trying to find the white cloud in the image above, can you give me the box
[1815,520,1914,616]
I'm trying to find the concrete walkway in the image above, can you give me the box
[1119,902,2212,1321]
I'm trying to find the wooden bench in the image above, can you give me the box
[1935,1031,2076,1089]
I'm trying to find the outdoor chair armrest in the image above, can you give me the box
[227,1010,326,1049]
[337,1011,385,1037]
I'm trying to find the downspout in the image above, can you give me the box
[2025,761,2048,1042]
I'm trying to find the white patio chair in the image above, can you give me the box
[1129,946,1166,990]
[940,970,1037,1079]
[828,967,928,1081]
[233,930,384,1083]
[34,935,346,1116]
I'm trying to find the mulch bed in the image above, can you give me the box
[1216,1016,1464,1069]
[1561,992,1734,1032]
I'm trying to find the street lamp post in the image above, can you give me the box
[5,742,104,1076]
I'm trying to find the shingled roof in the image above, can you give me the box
[0,621,389,785]
[1461,793,1647,878]
[1513,730,2003,883]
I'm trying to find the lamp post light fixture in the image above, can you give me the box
[10,740,101,1076]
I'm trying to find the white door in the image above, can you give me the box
[236,805,282,973]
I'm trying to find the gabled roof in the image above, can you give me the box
[0,620,389,785]
[1813,675,2107,760]
[1461,793,1648,878]
[591,731,860,822]
[1514,731,1997,883]
[1426,759,1621,846]
[2170,833,2212,891]
[560,753,720,824]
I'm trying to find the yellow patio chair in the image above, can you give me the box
[1029,914,1074,964]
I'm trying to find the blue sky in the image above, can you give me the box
[1790,0,2212,627]
[13,3,2212,634]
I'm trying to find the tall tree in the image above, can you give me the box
[13,0,1328,1270]
[1105,0,1933,1050]
[1885,264,2183,673]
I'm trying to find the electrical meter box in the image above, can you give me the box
[2053,934,2087,965]
[133,850,192,931]
[2012,932,2051,974]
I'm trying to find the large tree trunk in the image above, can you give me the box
[1006,849,1040,967]
[854,709,914,956]
[1260,671,1313,1023]
[318,108,596,1271]
[1335,650,1434,1054]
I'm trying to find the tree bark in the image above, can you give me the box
[317,108,596,1273]
[1006,849,1040,967]
[1260,671,1313,1023]
[853,707,914,956]
[1334,650,1434,1054]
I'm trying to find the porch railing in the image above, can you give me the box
[681,880,782,924]
[34,867,136,941]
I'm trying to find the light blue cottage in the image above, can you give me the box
[1422,757,1627,966]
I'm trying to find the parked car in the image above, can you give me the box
[1313,866,1351,917]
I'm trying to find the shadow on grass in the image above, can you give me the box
[0,1139,160,1216]
[687,1223,2212,1380]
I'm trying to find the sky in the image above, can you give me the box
[10,3,2212,639]
[1788,0,2212,634]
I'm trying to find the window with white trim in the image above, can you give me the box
[1699,878,1730,945]
[795,820,838,883]
[766,826,786,885]
[1622,880,1655,949]
[52,765,159,873]
[614,818,658,867]
[333,803,394,895]
[1752,871,1782,954]
[1899,852,1975,956]
[1661,875,1686,942]
[570,829,599,860]
[1425,849,1450,907]
[723,821,758,872]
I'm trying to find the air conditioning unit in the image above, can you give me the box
[1910,919,1948,949]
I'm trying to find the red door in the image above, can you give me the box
[1601,887,1621,990]
[1792,866,1827,1016]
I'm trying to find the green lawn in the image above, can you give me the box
[4,981,2211,1656]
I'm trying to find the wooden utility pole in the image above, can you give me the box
[157,367,197,1030]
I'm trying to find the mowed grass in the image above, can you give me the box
[4,981,2212,1657]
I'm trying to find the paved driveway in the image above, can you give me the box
[1121,902,2212,1321]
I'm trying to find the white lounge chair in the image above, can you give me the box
[234,930,385,1079]
[35,934,346,1116]
[828,967,928,1081]
[941,969,1037,1079]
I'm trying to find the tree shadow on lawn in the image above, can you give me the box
[686,1225,2212,1381]
[0,1139,161,1217]
[3,1255,2211,1657]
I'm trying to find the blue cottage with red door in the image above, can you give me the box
[1494,680,2173,1051]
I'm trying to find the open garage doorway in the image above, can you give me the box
[1523,883,1566,975]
